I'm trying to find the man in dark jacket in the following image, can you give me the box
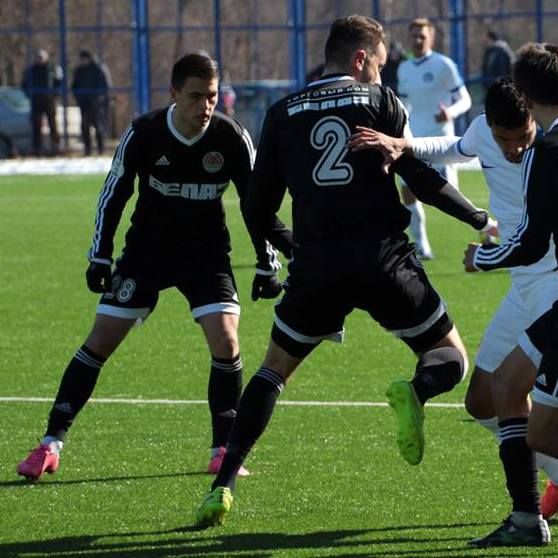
[21,49,63,156]
[481,30,516,92]
[72,50,109,155]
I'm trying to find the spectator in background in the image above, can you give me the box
[72,50,109,155]
[381,40,408,94]
[481,30,515,92]
[21,48,63,156]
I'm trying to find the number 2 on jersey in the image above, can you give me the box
[310,116,354,186]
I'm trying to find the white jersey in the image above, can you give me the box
[397,51,470,137]
[411,114,557,278]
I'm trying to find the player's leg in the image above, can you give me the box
[196,339,306,527]
[17,260,155,481]
[183,258,247,474]
[464,366,498,438]
[521,275,558,516]
[469,307,554,547]
[466,285,528,441]
[401,184,433,260]
[197,311,249,476]
[16,313,136,482]
[196,273,345,526]
[528,302,558,459]
[367,243,466,465]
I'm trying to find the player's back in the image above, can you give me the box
[256,76,410,247]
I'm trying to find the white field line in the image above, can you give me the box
[0,396,464,408]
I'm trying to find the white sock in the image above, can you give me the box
[41,436,63,453]
[476,416,500,443]
[406,201,432,256]
[536,452,558,485]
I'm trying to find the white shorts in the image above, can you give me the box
[475,272,558,373]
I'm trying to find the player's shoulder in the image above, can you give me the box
[207,111,254,151]
[469,113,489,134]
[132,107,168,134]
[431,51,456,66]
[535,127,558,155]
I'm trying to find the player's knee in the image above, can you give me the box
[464,385,491,419]
[210,333,239,359]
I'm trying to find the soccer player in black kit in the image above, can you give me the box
[463,43,558,548]
[17,53,293,482]
[196,15,497,526]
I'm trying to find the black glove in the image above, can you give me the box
[86,261,112,293]
[251,273,283,301]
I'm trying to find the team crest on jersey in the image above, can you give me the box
[203,151,224,173]
[422,72,434,83]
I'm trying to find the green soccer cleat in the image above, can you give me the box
[468,516,551,547]
[386,380,425,465]
[195,486,233,527]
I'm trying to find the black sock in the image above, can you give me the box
[212,367,284,490]
[208,354,243,448]
[45,345,105,441]
[411,347,465,404]
[499,417,540,514]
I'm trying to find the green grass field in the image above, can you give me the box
[1,171,555,557]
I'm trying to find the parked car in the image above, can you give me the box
[0,87,32,157]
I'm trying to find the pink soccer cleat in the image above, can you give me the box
[541,480,558,520]
[17,443,60,481]
[207,446,250,477]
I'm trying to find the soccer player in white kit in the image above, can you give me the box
[397,17,471,259]
[349,77,558,522]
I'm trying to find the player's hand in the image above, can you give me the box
[463,242,480,272]
[479,217,499,245]
[435,103,450,123]
[251,273,283,301]
[86,261,112,293]
[348,126,406,174]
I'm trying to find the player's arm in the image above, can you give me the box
[349,128,471,168]
[86,124,138,292]
[230,115,293,300]
[466,148,554,272]
[369,88,491,232]
[436,60,472,122]
[393,155,493,232]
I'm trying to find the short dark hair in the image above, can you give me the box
[484,77,530,128]
[513,42,558,105]
[487,29,499,42]
[324,15,385,67]
[171,53,219,90]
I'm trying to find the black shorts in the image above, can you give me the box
[273,234,452,357]
[97,250,240,322]
[524,300,558,408]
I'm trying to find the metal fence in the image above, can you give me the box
[1,0,556,147]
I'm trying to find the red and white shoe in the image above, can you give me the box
[207,446,250,477]
[17,443,60,481]
[541,480,558,519]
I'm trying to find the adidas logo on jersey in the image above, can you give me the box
[538,374,548,387]
[155,155,170,166]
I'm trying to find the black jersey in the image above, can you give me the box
[474,124,558,271]
[244,74,487,259]
[88,106,291,271]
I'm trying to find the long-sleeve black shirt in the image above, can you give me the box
[88,106,292,272]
